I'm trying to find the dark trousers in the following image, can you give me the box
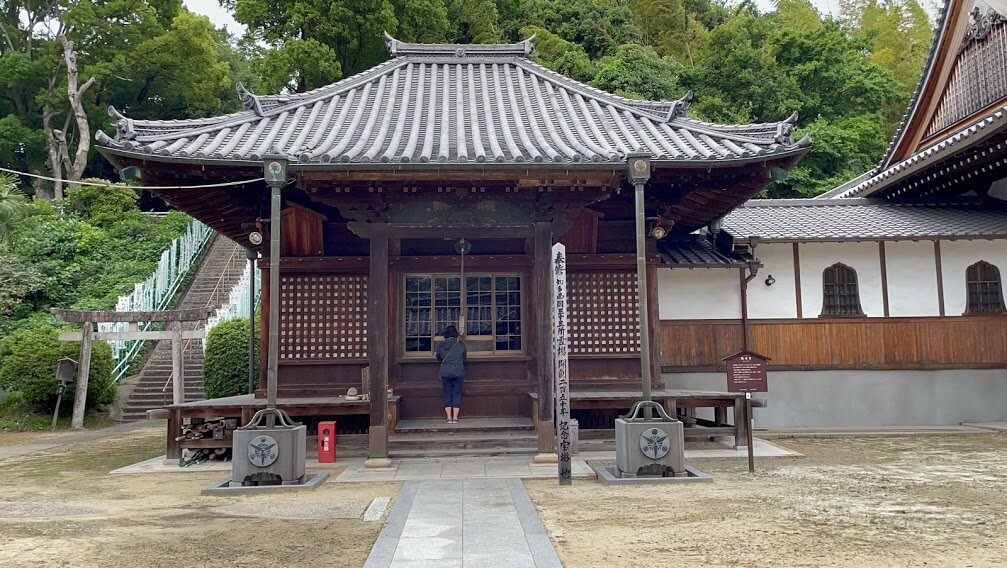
[441,376,463,408]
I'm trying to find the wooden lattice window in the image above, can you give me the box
[404,274,522,354]
[821,263,864,317]
[567,271,640,354]
[279,274,368,359]
[965,261,1005,314]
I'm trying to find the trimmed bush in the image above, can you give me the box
[0,320,116,413]
[203,318,259,400]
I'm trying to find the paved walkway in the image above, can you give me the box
[364,478,562,568]
[0,420,159,462]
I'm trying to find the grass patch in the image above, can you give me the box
[6,430,164,480]
[0,403,118,432]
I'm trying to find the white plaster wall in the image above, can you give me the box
[657,268,741,320]
[885,241,941,316]
[747,243,798,319]
[940,239,1007,315]
[665,370,1007,427]
[799,242,884,317]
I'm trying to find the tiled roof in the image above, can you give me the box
[722,198,1007,241]
[822,105,1007,199]
[96,35,809,167]
[657,236,752,267]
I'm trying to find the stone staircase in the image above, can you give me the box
[117,235,248,421]
[389,417,539,458]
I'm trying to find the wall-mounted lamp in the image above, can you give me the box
[650,225,668,239]
[764,274,776,287]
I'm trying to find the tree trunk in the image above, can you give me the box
[41,102,63,201]
[60,36,96,194]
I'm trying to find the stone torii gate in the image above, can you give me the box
[52,307,212,429]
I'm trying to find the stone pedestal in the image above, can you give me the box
[232,425,307,484]
[615,418,685,476]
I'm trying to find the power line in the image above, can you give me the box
[0,166,265,191]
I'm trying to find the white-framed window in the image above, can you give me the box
[404,274,522,354]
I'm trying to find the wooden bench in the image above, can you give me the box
[529,389,766,448]
[158,394,400,460]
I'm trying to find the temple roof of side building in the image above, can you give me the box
[721,198,1007,242]
[819,104,1007,199]
[822,0,1007,199]
[95,34,809,168]
[657,235,753,268]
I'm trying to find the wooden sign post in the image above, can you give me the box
[552,243,572,485]
[724,350,770,473]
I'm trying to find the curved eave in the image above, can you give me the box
[830,105,1007,199]
[97,140,810,173]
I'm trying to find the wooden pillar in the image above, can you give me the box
[258,264,269,395]
[171,320,184,405]
[646,264,661,389]
[533,221,556,455]
[70,321,93,430]
[166,408,181,460]
[367,223,390,463]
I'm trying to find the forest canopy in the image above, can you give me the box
[0,0,933,198]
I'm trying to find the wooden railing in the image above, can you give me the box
[659,316,1007,371]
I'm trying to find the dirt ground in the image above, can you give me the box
[0,426,398,568]
[526,434,1007,568]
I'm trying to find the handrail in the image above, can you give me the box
[161,241,255,400]
[101,219,215,382]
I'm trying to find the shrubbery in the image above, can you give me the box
[203,318,259,400]
[0,320,116,413]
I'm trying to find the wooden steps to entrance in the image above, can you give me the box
[389,417,538,458]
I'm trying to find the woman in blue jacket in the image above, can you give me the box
[436,325,467,423]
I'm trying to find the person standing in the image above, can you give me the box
[436,325,467,424]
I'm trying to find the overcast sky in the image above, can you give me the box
[183,0,937,39]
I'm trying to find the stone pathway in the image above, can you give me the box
[364,478,562,568]
[0,420,159,462]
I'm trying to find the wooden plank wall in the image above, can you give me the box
[660,317,1007,371]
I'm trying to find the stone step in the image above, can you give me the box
[389,431,538,452]
[387,446,538,458]
[394,417,535,433]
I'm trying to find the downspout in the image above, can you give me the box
[739,237,760,351]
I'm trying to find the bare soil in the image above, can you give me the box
[525,435,1007,568]
[0,426,398,568]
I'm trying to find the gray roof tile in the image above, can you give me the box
[96,36,809,167]
[723,198,1007,241]
[657,236,752,267]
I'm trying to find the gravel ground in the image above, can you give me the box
[0,426,399,568]
[525,434,1007,568]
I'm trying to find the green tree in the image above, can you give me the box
[839,0,932,92]
[528,0,639,59]
[521,27,596,83]
[593,44,686,100]
[203,318,259,399]
[0,173,27,246]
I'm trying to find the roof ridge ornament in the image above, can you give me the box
[236,82,264,116]
[383,33,536,58]
[962,5,1005,50]
[775,111,799,144]
[666,90,693,121]
[107,106,135,141]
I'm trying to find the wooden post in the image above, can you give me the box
[367,222,390,465]
[746,393,755,473]
[70,321,93,430]
[171,320,184,405]
[646,264,661,391]
[533,221,556,458]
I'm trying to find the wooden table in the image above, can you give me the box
[529,389,765,448]
[153,394,400,459]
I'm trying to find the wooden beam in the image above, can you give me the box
[368,223,390,460]
[879,241,890,317]
[935,240,946,316]
[171,320,184,405]
[533,221,555,454]
[58,330,205,341]
[793,243,803,319]
[51,307,213,323]
[70,322,93,430]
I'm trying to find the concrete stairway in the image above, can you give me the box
[118,235,248,421]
